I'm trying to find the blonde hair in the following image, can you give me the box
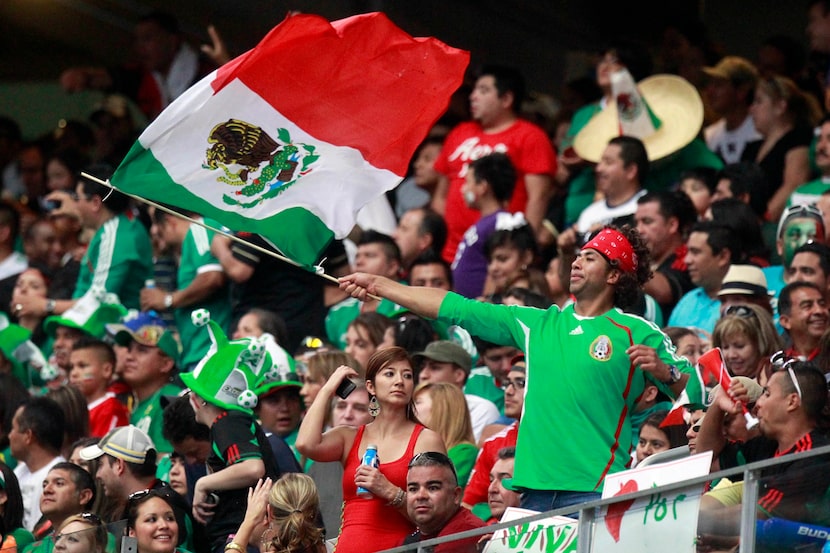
[712,304,782,378]
[307,351,364,382]
[267,473,324,553]
[414,382,474,449]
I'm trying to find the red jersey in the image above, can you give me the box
[88,394,129,438]
[462,422,518,506]
[434,120,556,262]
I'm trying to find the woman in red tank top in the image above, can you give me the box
[296,347,446,553]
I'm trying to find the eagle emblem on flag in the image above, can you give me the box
[203,118,319,208]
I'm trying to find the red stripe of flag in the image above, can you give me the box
[211,12,469,176]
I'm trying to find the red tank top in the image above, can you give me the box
[335,424,424,553]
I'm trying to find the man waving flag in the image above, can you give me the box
[111,12,469,268]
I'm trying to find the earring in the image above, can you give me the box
[368,394,380,417]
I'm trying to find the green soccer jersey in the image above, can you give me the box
[131,383,183,454]
[464,366,504,414]
[439,293,698,493]
[74,213,153,309]
[325,296,407,349]
[175,222,231,370]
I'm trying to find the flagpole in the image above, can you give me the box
[80,172,383,300]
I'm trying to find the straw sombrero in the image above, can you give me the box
[573,72,704,163]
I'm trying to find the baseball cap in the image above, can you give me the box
[79,425,155,463]
[106,311,181,361]
[702,56,759,87]
[413,340,472,375]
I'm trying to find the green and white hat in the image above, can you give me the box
[0,313,56,387]
[180,309,265,413]
[44,287,127,339]
[252,333,302,399]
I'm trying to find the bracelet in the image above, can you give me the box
[225,543,245,553]
[387,487,405,508]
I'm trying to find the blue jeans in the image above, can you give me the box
[520,489,601,518]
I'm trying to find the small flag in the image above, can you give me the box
[111,12,469,268]
[660,348,726,427]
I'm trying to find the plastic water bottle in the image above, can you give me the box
[357,445,379,498]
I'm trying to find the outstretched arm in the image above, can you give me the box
[339,273,449,319]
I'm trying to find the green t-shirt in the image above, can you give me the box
[175,222,231,370]
[449,442,479,489]
[438,293,699,493]
[464,367,504,414]
[73,213,153,310]
[131,382,183,454]
[325,296,407,349]
[22,535,53,553]
[3,527,35,551]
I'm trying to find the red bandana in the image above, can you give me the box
[582,228,638,273]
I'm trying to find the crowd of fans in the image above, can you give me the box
[7,4,830,553]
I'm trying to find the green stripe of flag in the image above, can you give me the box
[113,142,334,269]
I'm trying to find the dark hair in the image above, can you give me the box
[778,281,824,317]
[605,225,653,311]
[781,362,827,421]
[417,208,448,258]
[409,251,453,289]
[708,198,767,263]
[357,230,402,267]
[17,397,65,454]
[348,312,393,349]
[138,11,180,35]
[408,451,458,486]
[0,374,28,450]
[108,446,158,478]
[496,446,516,461]
[149,202,194,224]
[78,164,131,214]
[468,153,517,203]
[640,411,688,449]
[71,336,116,367]
[393,314,437,355]
[46,385,90,456]
[718,162,766,201]
[50,461,96,509]
[679,167,718,194]
[637,190,698,238]
[484,224,537,261]
[792,242,830,276]
[0,200,21,242]
[365,347,419,423]
[609,136,649,183]
[0,461,24,531]
[46,148,90,185]
[601,39,654,82]
[476,65,526,113]
[162,395,210,445]
[503,287,553,309]
[689,220,739,263]
[761,35,807,78]
[126,489,176,531]
[241,308,290,348]
[663,326,698,347]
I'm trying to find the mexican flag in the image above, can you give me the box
[111,12,469,268]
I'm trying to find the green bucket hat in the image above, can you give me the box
[0,313,56,387]
[44,287,127,339]
[180,309,265,413]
